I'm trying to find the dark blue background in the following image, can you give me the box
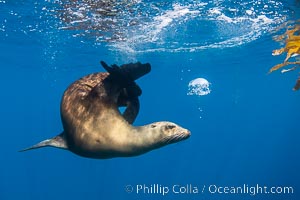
[0,1,299,200]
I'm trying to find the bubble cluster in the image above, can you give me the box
[187,78,211,96]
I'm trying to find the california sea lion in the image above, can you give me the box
[20,61,190,159]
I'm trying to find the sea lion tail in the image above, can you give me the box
[19,133,68,152]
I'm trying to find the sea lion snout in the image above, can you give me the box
[182,129,191,139]
[151,122,191,144]
[173,126,191,141]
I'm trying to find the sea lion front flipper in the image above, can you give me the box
[19,133,68,152]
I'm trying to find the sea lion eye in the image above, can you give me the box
[151,124,157,128]
[166,125,175,130]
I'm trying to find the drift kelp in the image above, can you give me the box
[270,20,300,91]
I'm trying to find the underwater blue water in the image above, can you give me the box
[0,0,300,200]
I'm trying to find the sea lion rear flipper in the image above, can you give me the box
[100,61,118,73]
[19,133,68,152]
[117,83,142,124]
[100,61,151,82]
[90,61,150,124]
[118,96,140,124]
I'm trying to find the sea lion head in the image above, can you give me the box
[149,121,191,144]
[131,121,190,156]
